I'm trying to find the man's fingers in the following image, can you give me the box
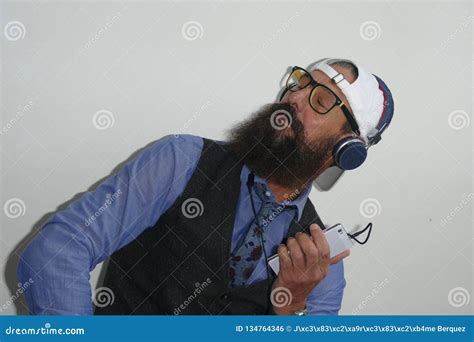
[287,237,305,269]
[329,249,351,265]
[295,232,319,268]
[277,244,292,275]
[309,224,330,261]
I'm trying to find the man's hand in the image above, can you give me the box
[270,223,350,315]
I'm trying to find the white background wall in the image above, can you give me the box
[1,0,472,315]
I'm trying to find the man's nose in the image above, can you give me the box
[284,88,310,114]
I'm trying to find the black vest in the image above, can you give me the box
[95,137,325,315]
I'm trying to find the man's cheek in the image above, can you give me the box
[296,112,314,130]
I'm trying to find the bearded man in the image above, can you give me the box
[18,57,394,316]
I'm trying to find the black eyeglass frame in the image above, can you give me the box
[281,66,360,135]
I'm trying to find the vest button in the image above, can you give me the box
[221,293,229,300]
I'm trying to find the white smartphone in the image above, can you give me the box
[267,223,353,275]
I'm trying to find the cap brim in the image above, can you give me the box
[312,166,345,191]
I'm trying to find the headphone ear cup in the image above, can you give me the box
[333,137,367,170]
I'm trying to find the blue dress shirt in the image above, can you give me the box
[17,134,346,315]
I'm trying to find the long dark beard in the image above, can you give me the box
[227,103,338,189]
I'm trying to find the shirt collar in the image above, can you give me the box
[240,164,312,221]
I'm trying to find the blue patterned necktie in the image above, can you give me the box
[228,182,284,288]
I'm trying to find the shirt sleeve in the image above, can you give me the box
[305,259,347,315]
[17,134,203,315]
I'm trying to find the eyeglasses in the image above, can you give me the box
[281,66,360,135]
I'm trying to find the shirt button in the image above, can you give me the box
[265,191,271,197]
[221,293,229,300]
